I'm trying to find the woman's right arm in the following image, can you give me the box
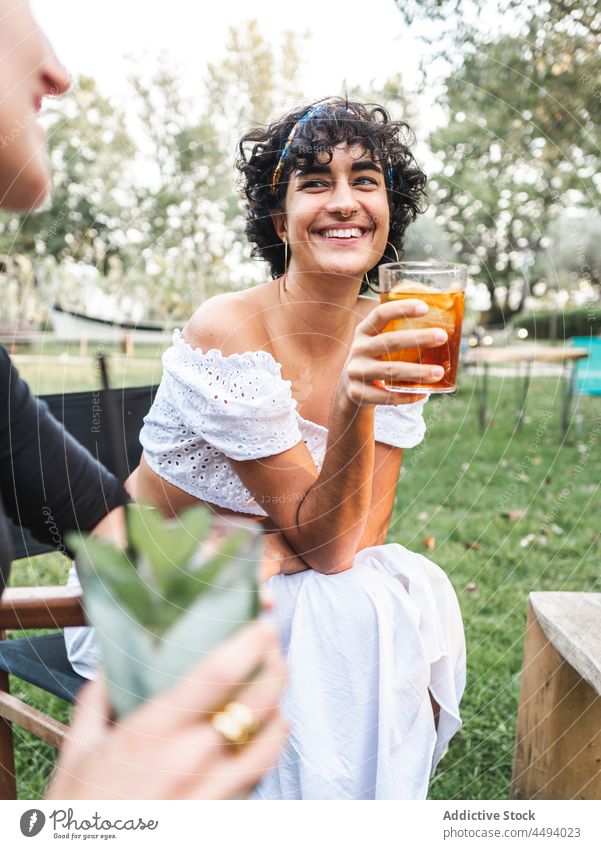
[223,298,446,574]
[129,464,309,581]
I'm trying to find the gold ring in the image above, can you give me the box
[211,701,260,748]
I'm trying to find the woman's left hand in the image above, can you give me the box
[261,531,311,581]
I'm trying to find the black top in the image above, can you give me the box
[0,347,128,593]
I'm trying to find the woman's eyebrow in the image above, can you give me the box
[295,164,331,178]
[351,160,383,174]
[295,160,383,178]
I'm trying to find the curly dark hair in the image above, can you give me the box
[236,97,427,293]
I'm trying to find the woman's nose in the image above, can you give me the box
[40,38,71,97]
[325,179,358,217]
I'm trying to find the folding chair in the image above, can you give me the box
[0,384,156,798]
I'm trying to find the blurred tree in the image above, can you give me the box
[126,57,235,320]
[392,0,600,323]
[204,20,305,230]
[429,32,601,323]
[345,73,416,127]
[540,215,601,289]
[393,0,600,52]
[205,20,304,141]
[403,0,600,155]
[206,21,274,136]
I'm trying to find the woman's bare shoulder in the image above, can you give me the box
[182,285,272,356]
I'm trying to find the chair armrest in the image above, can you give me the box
[0,587,86,630]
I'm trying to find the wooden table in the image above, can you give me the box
[511,593,601,799]
[463,345,589,439]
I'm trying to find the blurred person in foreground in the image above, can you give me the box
[0,0,287,800]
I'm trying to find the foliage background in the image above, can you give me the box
[1,3,599,330]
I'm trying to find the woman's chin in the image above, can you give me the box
[313,246,379,281]
[308,254,363,282]
[321,264,365,283]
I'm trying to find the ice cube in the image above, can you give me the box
[424,305,456,332]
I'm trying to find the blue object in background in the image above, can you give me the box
[572,336,601,396]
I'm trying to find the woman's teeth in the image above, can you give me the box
[321,228,364,239]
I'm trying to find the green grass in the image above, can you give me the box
[389,375,600,800]
[6,352,601,799]
[13,344,165,395]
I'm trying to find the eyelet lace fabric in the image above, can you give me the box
[140,330,428,514]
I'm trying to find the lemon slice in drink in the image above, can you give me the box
[390,280,438,294]
[390,280,456,310]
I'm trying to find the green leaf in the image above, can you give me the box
[67,533,154,627]
[126,503,212,597]
[68,505,261,639]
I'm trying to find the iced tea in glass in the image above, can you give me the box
[378,261,467,393]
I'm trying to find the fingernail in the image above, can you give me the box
[414,302,428,314]
[434,329,447,342]
[431,366,445,378]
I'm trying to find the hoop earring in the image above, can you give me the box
[363,273,379,295]
[362,242,401,295]
[282,239,288,292]
[386,241,400,263]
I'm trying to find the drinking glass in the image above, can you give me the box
[378,261,467,393]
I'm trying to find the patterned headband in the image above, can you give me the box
[271,98,394,193]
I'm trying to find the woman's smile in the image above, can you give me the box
[313,225,372,242]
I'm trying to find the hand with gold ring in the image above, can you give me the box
[47,620,288,800]
[211,701,260,749]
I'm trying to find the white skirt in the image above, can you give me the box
[253,543,466,800]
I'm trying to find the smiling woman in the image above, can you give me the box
[124,97,467,800]
[238,97,427,293]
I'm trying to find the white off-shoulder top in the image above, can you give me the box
[140,330,428,515]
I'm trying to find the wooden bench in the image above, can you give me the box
[511,592,601,799]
